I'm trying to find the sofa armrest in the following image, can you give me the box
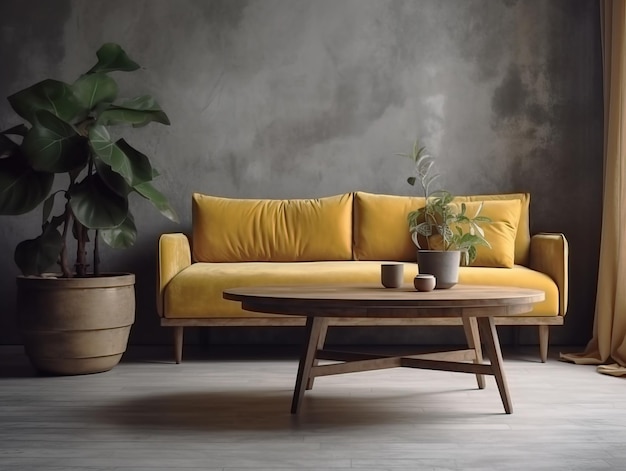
[157,233,192,317]
[529,233,569,316]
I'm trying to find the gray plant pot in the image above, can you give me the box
[416,250,461,289]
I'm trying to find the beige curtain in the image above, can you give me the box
[560,0,626,376]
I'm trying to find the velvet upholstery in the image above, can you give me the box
[158,192,567,320]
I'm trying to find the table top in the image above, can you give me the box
[223,284,545,318]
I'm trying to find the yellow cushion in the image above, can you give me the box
[353,191,530,266]
[429,199,521,268]
[163,262,558,318]
[192,193,353,262]
[458,265,558,317]
[353,192,425,262]
[456,193,531,266]
[164,261,419,318]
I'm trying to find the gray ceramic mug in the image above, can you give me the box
[381,264,404,288]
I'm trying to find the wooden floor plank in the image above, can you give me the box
[0,345,623,471]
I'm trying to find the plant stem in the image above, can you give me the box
[59,201,73,278]
[75,224,87,277]
[74,154,95,277]
[425,207,437,250]
[423,185,432,250]
[75,117,95,137]
[94,230,100,276]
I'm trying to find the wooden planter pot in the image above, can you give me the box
[16,273,135,375]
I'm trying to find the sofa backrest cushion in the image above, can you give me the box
[353,192,425,262]
[353,191,531,267]
[455,193,531,266]
[425,199,522,268]
[192,193,353,262]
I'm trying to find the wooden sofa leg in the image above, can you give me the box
[538,325,549,363]
[174,326,184,364]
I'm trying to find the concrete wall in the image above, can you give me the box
[0,0,602,347]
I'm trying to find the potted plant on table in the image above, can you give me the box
[0,43,178,375]
[398,140,491,288]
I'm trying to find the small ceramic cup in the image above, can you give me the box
[414,274,436,292]
[381,264,404,288]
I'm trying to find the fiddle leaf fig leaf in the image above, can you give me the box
[8,79,83,124]
[41,191,59,224]
[115,139,156,185]
[97,95,170,127]
[100,212,137,249]
[14,224,63,276]
[90,130,158,188]
[3,43,177,277]
[69,174,128,229]
[0,151,54,215]
[2,124,28,137]
[88,124,134,183]
[118,95,165,112]
[93,156,131,197]
[72,72,118,110]
[0,127,25,157]
[87,43,140,74]
[0,134,18,157]
[22,110,86,173]
[134,181,179,223]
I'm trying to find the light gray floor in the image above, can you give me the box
[0,345,624,471]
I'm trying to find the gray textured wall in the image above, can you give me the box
[0,0,602,347]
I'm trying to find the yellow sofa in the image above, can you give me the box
[157,191,568,363]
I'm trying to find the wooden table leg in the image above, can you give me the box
[478,316,513,414]
[291,316,325,414]
[462,317,485,389]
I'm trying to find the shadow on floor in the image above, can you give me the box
[89,385,499,433]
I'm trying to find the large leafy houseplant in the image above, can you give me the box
[399,140,491,266]
[0,43,178,278]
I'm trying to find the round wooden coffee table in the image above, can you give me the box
[223,284,545,414]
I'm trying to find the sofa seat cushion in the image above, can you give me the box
[164,262,558,319]
[164,261,418,318]
[458,265,558,317]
